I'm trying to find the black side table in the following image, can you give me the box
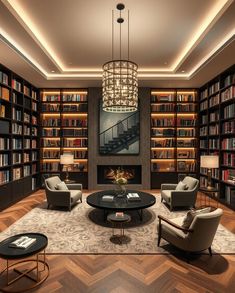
[107,213,131,244]
[0,233,49,293]
[199,187,219,208]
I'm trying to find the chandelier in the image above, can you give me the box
[102,3,138,113]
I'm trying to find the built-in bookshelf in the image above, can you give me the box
[0,64,40,210]
[151,89,198,188]
[199,64,235,209]
[40,89,88,188]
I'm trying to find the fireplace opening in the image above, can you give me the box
[97,165,141,184]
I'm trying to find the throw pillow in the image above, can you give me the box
[175,181,188,191]
[182,207,211,229]
[55,181,69,191]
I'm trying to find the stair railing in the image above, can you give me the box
[99,112,139,147]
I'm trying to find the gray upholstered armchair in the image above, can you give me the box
[44,176,82,211]
[157,208,223,256]
[161,176,199,210]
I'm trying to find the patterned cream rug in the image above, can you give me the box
[0,194,234,254]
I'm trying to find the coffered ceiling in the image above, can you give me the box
[0,0,235,88]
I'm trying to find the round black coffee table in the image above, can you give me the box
[87,190,156,221]
[0,233,49,293]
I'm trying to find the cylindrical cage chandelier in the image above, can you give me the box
[102,59,138,112]
[102,3,138,113]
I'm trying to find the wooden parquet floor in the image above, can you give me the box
[0,190,234,293]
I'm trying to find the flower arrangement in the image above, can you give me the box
[112,167,128,186]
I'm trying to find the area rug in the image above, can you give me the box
[0,195,234,254]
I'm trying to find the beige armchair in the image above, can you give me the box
[157,208,223,256]
[45,176,82,211]
[161,176,199,210]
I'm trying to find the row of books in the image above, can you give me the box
[0,170,9,184]
[151,94,174,102]
[41,162,59,171]
[222,121,235,134]
[12,79,22,92]
[177,119,196,126]
[13,152,22,164]
[222,169,235,184]
[151,104,174,112]
[12,139,22,149]
[24,139,31,149]
[223,104,235,119]
[32,102,37,111]
[221,86,235,103]
[42,94,87,102]
[13,167,21,180]
[23,85,30,97]
[62,129,88,136]
[177,94,195,102]
[42,128,60,137]
[62,138,88,147]
[209,124,219,135]
[222,138,235,150]
[0,71,8,85]
[209,139,219,149]
[223,74,235,88]
[151,161,196,172]
[42,150,60,159]
[0,137,10,150]
[42,104,60,112]
[209,81,220,96]
[177,129,196,136]
[200,88,208,100]
[200,140,207,148]
[176,104,196,112]
[0,104,5,118]
[151,150,174,159]
[151,139,175,147]
[0,154,9,167]
[200,100,207,111]
[0,86,10,101]
[210,111,219,122]
[223,153,235,167]
[209,94,219,107]
[201,115,207,124]
[200,176,219,192]
[151,119,174,127]
[62,119,87,127]
[151,162,175,172]
[12,108,22,121]
[200,126,207,136]
[24,113,30,123]
[151,128,174,137]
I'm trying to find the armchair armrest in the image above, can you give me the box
[66,183,82,190]
[158,215,193,233]
[161,183,177,190]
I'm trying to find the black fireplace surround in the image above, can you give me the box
[97,165,142,184]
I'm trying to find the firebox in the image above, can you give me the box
[97,165,141,184]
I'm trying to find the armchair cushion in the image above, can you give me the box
[46,176,62,190]
[182,176,198,190]
[55,181,69,190]
[182,207,211,229]
[70,190,82,204]
[161,190,172,204]
[175,181,188,191]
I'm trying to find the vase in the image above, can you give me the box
[116,184,126,197]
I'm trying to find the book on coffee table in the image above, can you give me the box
[115,212,124,218]
[9,236,36,249]
[127,193,141,201]
[101,195,114,202]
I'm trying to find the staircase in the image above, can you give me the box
[99,112,139,154]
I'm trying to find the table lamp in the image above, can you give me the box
[60,153,74,182]
[200,155,219,190]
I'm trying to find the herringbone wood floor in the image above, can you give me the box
[0,190,234,293]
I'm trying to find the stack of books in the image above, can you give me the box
[9,236,36,249]
[101,195,114,202]
[127,193,141,201]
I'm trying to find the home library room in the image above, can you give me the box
[40,89,88,188]
[199,64,235,209]
[150,89,198,188]
[0,64,40,210]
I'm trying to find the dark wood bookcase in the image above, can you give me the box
[150,89,198,188]
[199,64,235,209]
[40,89,88,188]
[0,63,40,210]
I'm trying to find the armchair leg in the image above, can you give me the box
[158,219,162,247]
[161,197,163,202]
[208,247,212,256]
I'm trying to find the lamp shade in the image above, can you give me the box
[60,154,74,165]
[200,155,219,168]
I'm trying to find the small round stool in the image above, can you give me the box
[107,213,131,244]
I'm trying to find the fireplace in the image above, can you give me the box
[97,165,141,184]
